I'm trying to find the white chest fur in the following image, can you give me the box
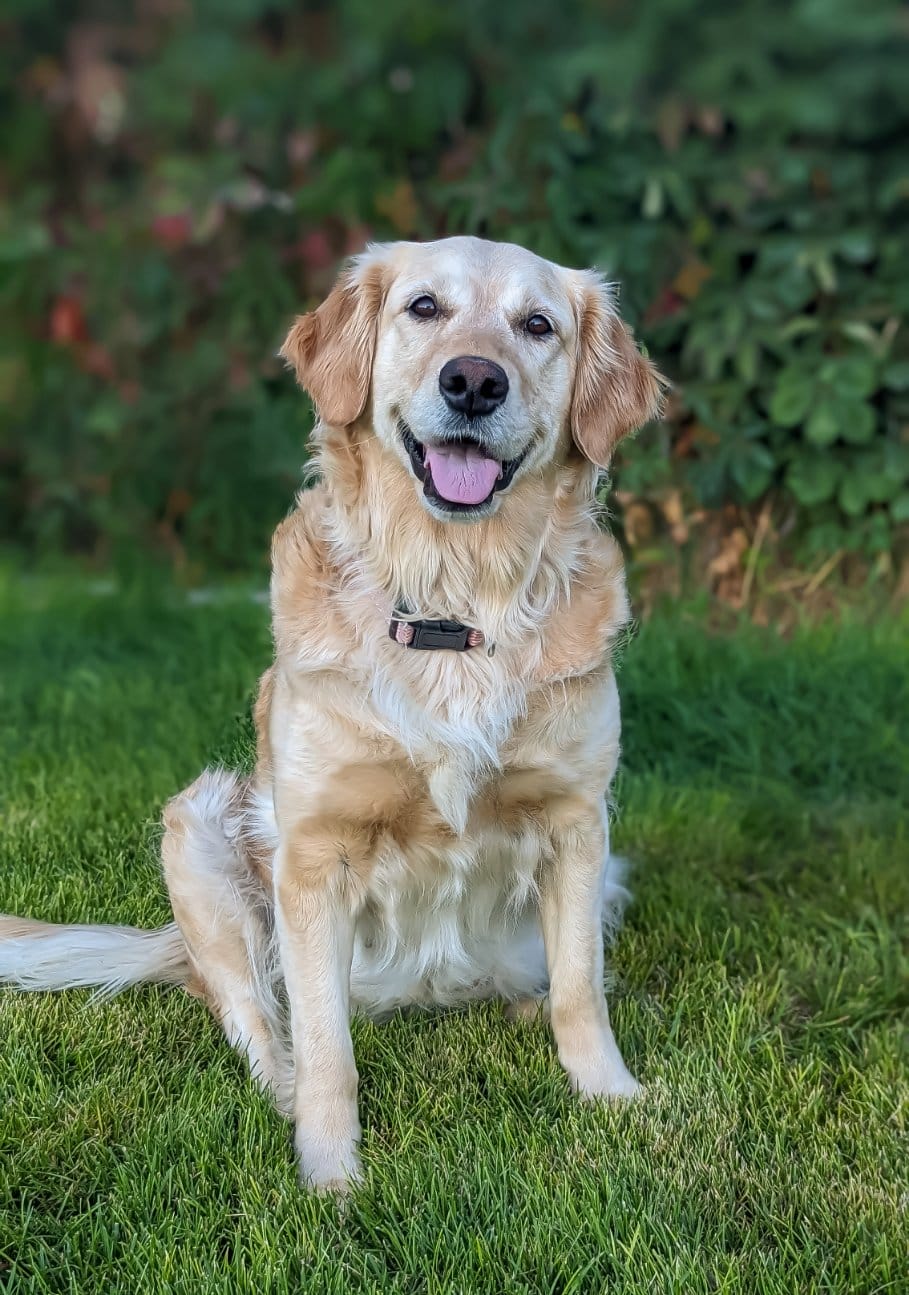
[363,638,535,833]
[351,814,549,1015]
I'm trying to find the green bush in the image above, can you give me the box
[3,0,908,570]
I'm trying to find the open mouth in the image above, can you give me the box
[400,422,527,513]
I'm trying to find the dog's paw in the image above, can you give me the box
[577,1071,643,1103]
[566,1058,643,1102]
[295,1128,363,1195]
[299,1159,363,1196]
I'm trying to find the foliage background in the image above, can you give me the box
[3,0,908,581]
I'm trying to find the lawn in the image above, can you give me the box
[0,572,906,1294]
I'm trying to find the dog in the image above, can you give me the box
[0,236,664,1192]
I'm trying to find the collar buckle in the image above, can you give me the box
[390,614,477,652]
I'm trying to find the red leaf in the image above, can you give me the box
[643,287,685,325]
[50,296,89,345]
[151,212,192,249]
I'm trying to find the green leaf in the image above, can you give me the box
[851,449,903,502]
[837,230,874,263]
[0,220,51,262]
[642,177,664,219]
[735,340,759,385]
[730,441,775,500]
[839,321,879,349]
[779,317,820,341]
[838,474,869,516]
[770,368,812,428]
[786,455,840,505]
[883,361,909,391]
[812,254,837,294]
[829,357,877,400]
[880,442,909,482]
[891,493,909,523]
[805,401,841,446]
[839,402,877,444]
[864,512,892,555]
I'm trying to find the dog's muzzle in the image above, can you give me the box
[400,422,527,514]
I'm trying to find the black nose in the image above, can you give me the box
[439,356,509,418]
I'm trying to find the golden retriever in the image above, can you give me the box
[0,236,664,1192]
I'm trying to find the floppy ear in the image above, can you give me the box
[280,253,387,427]
[570,272,665,468]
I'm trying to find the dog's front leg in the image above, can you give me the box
[540,804,641,1100]
[275,830,362,1193]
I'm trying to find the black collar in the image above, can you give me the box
[389,602,485,652]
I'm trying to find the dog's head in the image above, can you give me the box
[282,237,663,521]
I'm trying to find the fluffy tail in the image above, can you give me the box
[0,916,188,996]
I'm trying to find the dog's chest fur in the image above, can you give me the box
[259,493,627,1012]
[268,492,627,818]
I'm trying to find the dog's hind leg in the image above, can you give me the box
[162,770,293,1114]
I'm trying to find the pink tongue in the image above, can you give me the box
[424,443,502,505]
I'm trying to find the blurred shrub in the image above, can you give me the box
[2,0,908,570]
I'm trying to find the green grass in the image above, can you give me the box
[1,573,906,1294]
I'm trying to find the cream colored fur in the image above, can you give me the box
[0,236,664,1193]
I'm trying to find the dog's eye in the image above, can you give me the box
[408,295,438,320]
[526,314,553,336]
